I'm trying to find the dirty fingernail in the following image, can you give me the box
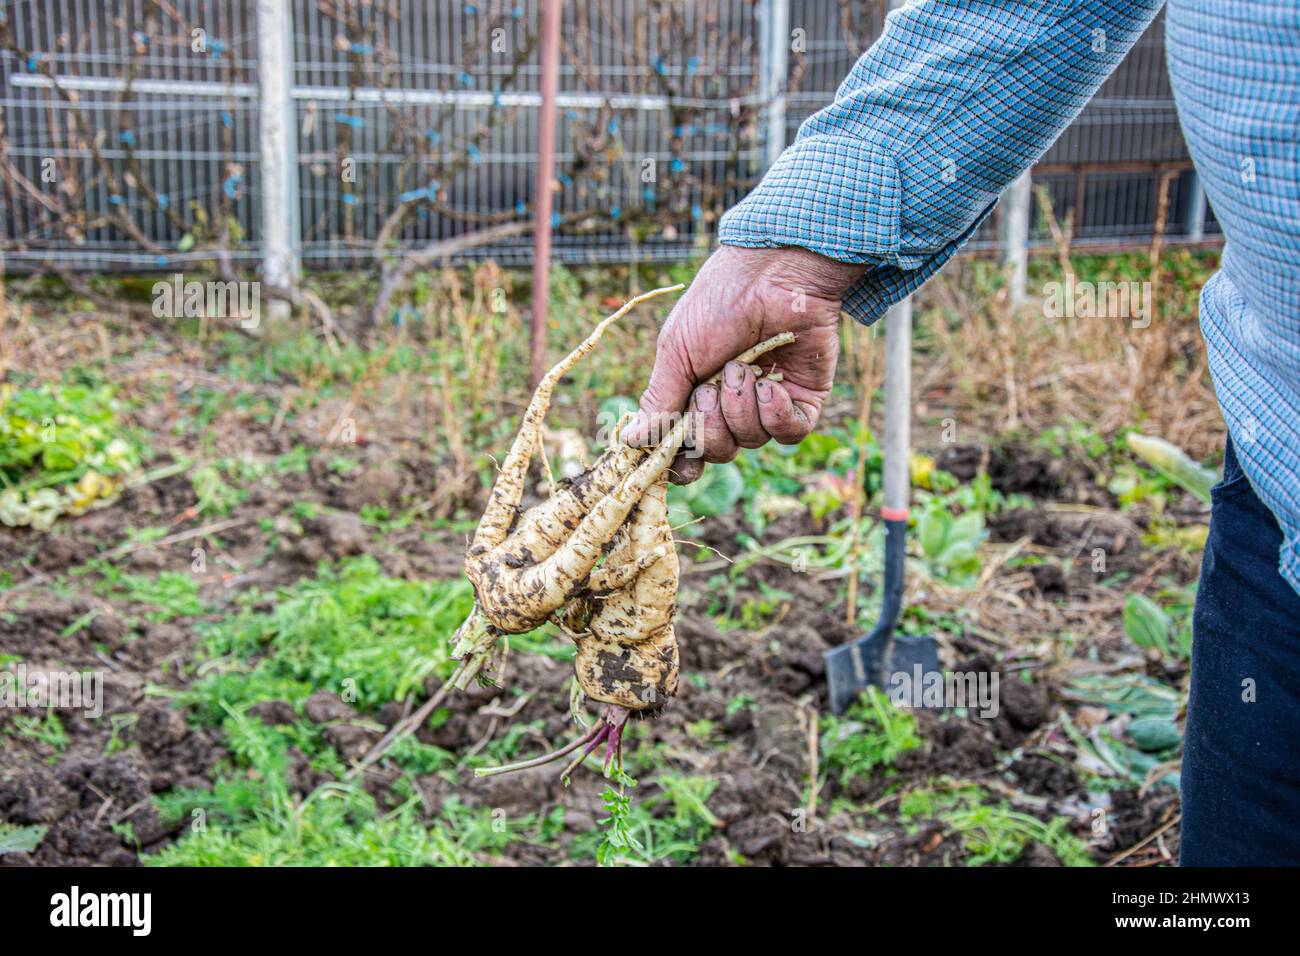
[724,362,744,389]
[756,379,772,404]
[671,457,703,484]
[696,384,718,412]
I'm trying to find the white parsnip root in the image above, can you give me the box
[452,283,794,779]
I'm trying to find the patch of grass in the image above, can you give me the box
[171,386,229,436]
[175,556,471,721]
[575,772,722,866]
[11,709,69,756]
[146,706,545,866]
[696,573,794,634]
[458,719,549,774]
[0,382,141,529]
[655,773,723,828]
[896,783,1094,866]
[125,572,206,621]
[0,383,138,488]
[1038,420,1113,462]
[1123,587,1194,662]
[190,458,263,516]
[92,569,206,622]
[385,736,457,774]
[146,557,571,865]
[103,713,138,757]
[897,783,983,821]
[0,822,49,856]
[1108,460,1180,512]
[725,693,757,718]
[274,445,311,475]
[820,687,923,786]
[943,802,1093,867]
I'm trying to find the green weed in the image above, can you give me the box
[176,556,471,721]
[820,687,923,786]
[896,784,1093,866]
[943,802,1093,867]
[0,382,141,529]
[578,771,722,866]
[0,823,48,856]
[146,705,536,866]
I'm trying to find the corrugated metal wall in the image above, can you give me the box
[0,1,1216,273]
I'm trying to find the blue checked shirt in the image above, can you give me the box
[719,0,1300,596]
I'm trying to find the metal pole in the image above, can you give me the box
[760,0,790,171]
[1000,169,1032,308]
[873,3,915,515]
[858,293,913,692]
[530,0,563,388]
[880,0,913,520]
[881,297,912,522]
[1184,169,1207,242]
[257,0,300,323]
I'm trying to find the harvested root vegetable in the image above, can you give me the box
[451,284,794,779]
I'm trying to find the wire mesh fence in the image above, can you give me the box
[0,0,1219,276]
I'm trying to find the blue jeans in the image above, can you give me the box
[1180,436,1300,865]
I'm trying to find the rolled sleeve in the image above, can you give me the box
[717,135,901,265]
[719,0,1166,324]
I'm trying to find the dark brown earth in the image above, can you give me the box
[1,394,1184,868]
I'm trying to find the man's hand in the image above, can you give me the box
[621,244,867,483]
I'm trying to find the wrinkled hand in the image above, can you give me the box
[621,244,867,483]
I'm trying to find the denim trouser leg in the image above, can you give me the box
[1180,437,1300,865]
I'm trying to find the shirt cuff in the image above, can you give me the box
[719,133,901,265]
[718,131,998,325]
[840,198,997,324]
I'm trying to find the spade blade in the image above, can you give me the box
[825,633,941,714]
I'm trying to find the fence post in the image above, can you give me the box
[1000,169,1032,308]
[257,0,300,322]
[759,0,790,170]
[529,0,563,388]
